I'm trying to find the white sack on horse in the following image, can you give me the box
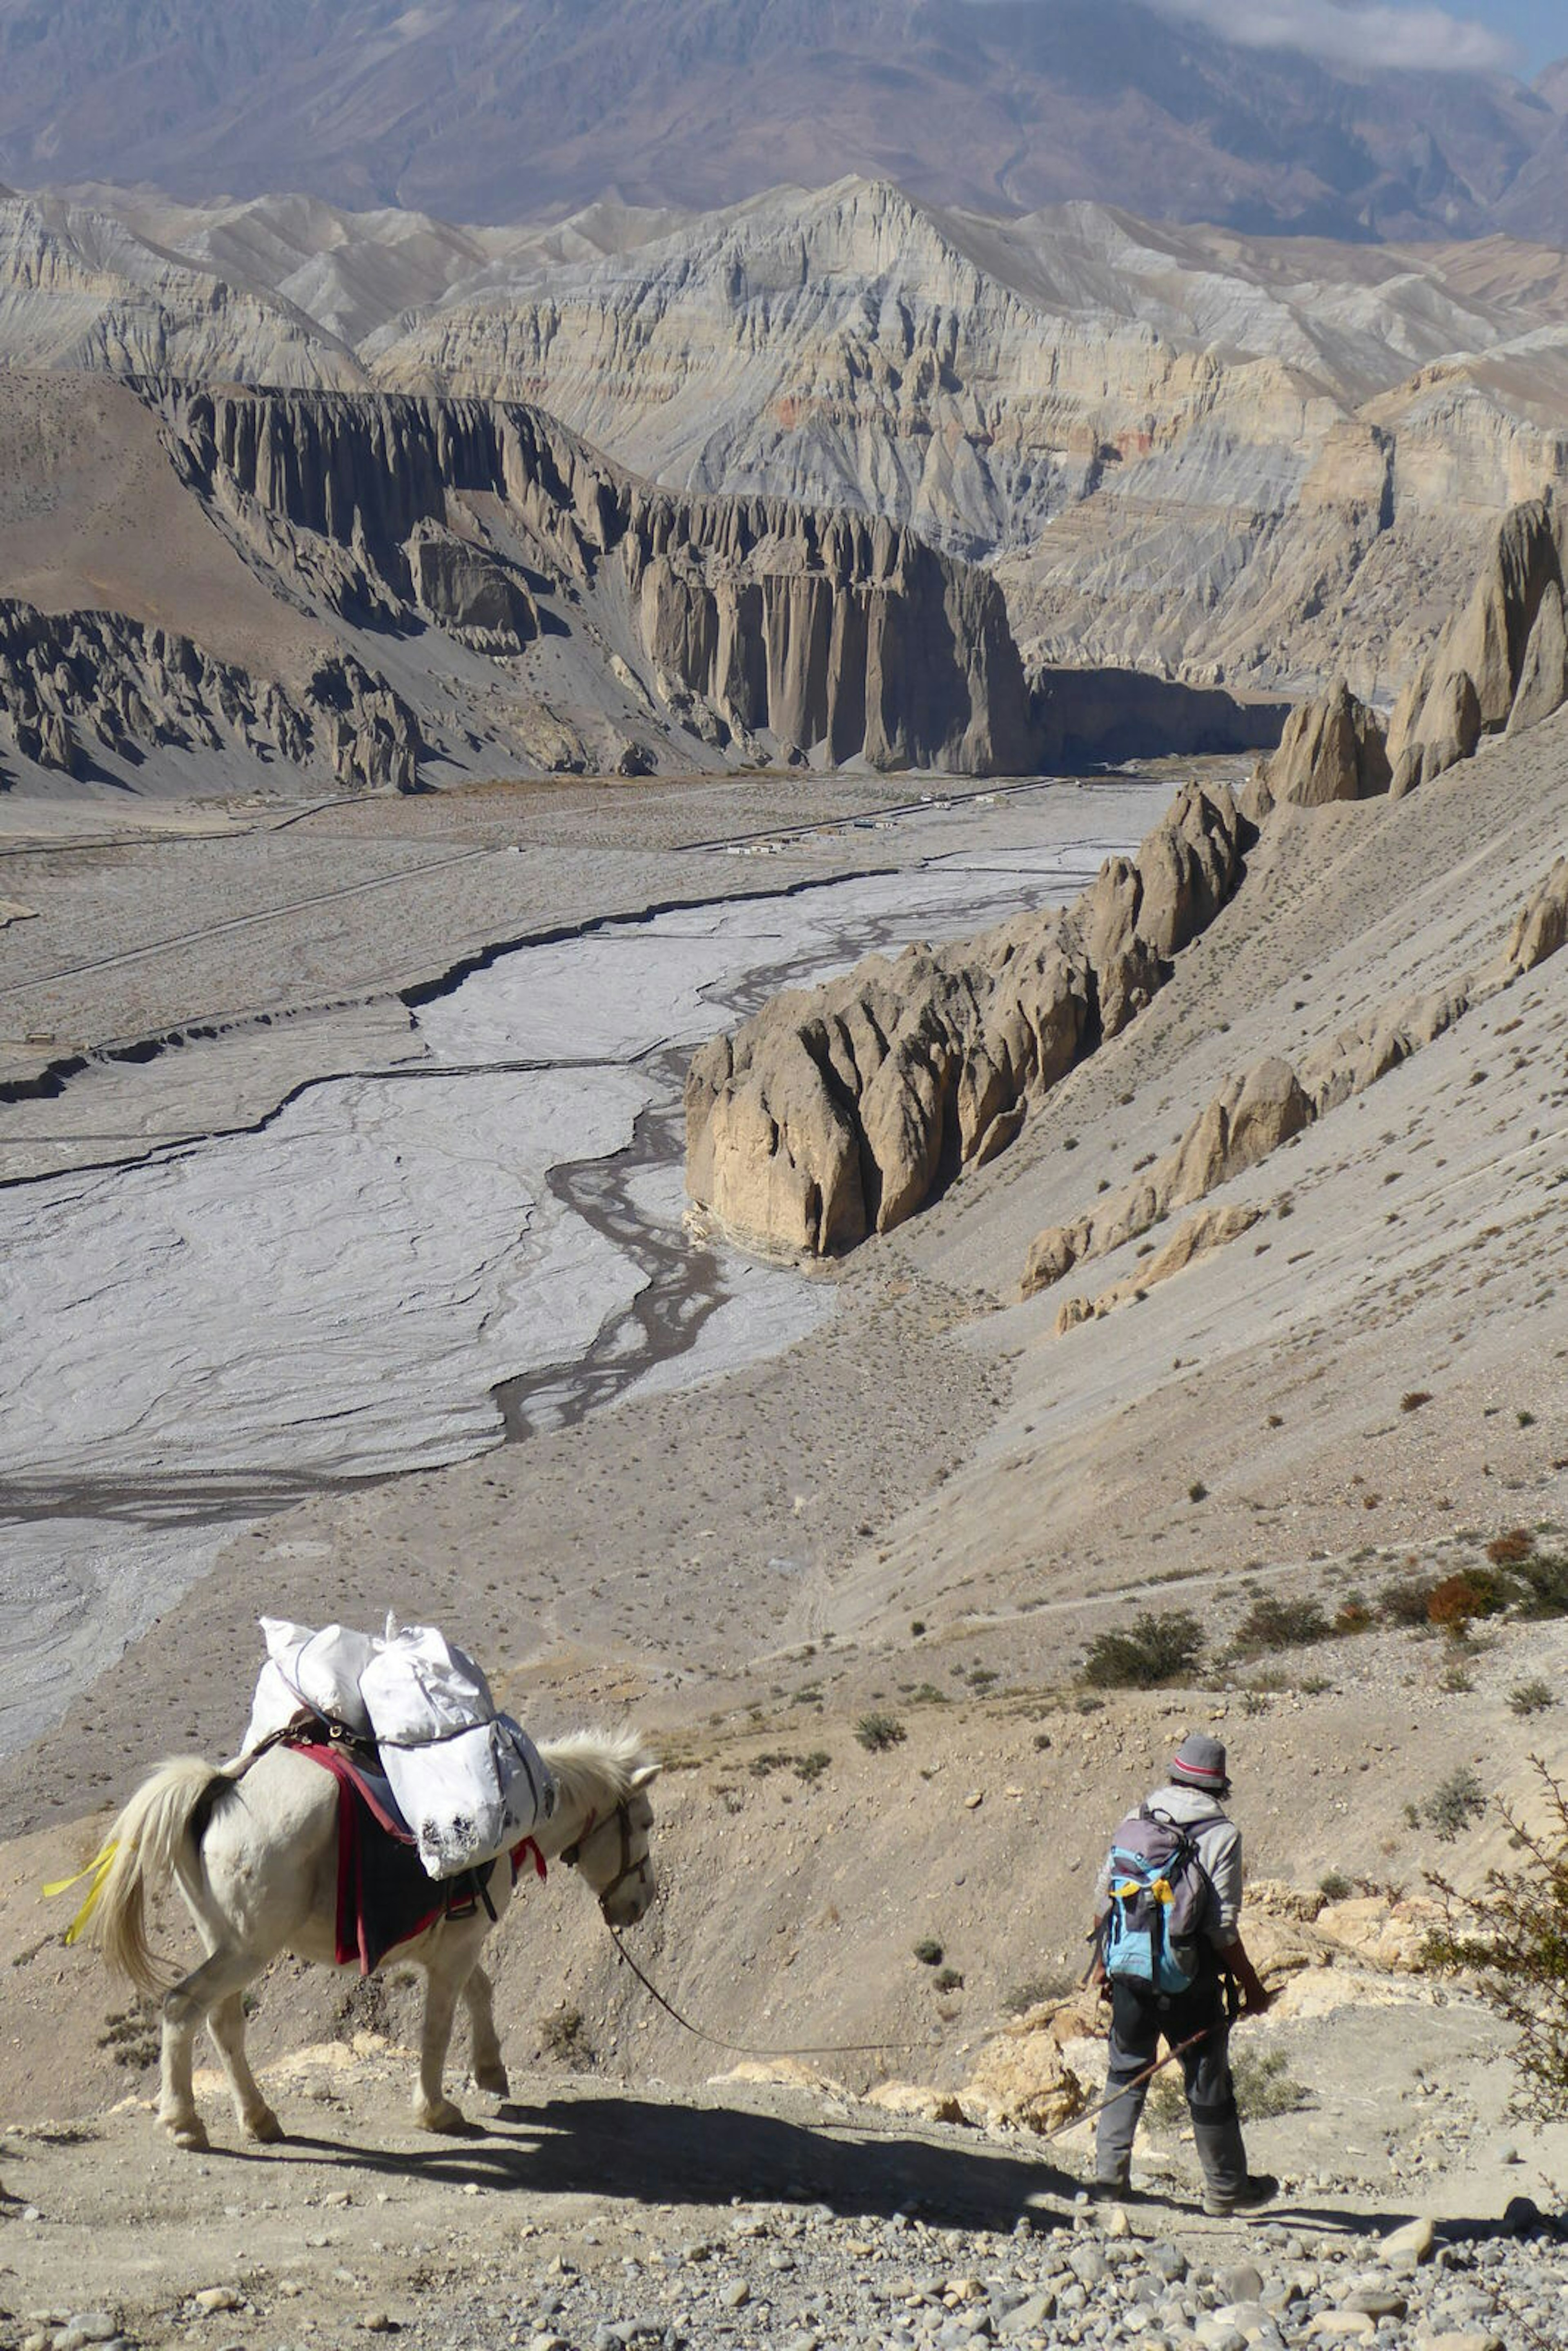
[243,1617,378,1751]
[243,1616,553,1881]
[361,1623,553,1879]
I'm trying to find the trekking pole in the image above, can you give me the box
[1036,2023,1215,2146]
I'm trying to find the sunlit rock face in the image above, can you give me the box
[685,782,1247,1256]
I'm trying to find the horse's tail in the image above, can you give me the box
[89,1758,225,1996]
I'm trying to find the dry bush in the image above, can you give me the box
[1405,1766,1487,1842]
[539,2004,594,2066]
[1426,1762,1568,2120]
[1236,1595,1330,1652]
[1147,2044,1306,2127]
[1513,1552,1568,1619]
[1426,1571,1508,1628]
[1381,1575,1438,1627]
[1510,1679,1554,1718]
[1083,1610,1204,1690]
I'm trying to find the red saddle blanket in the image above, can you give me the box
[296,1741,543,1974]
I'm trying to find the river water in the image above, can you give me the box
[0,777,1169,1754]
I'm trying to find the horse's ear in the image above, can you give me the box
[629,1762,661,1789]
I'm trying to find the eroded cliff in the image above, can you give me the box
[684,781,1248,1255]
[1254,500,1568,815]
[0,372,1039,793]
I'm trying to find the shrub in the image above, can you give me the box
[98,2001,160,2070]
[1381,1575,1437,1627]
[1335,1599,1373,1634]
[912,1939,944,1966]
[1408,1767,1487,1842]
[1188,1481,1209,1504]
[539,2004,593,2065]
[1426,1762,1568,2119]
[1487,1529,1536,1567]
[1148,2047,1306,2128]
[794,1750,831,1782]
[1002,1974,1067,2017]
[1401,1391,1433,1413]
[1425,1573,1503,1629]
[932,1967,964,1993]
[1233,2046,1310,2119]
[1512,1552,1568,1619]
[1319,1871,1353,1902]
[856,1711,906,1752]
[1439,1660,1474,1694]
[1236,1595,1330,1651]
[1509,1679,1555,1718]
[1082,1610,1205,1690]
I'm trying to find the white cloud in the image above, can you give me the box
[1147,0,1513,74]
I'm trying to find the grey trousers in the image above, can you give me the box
[1094,1973,1247,2197]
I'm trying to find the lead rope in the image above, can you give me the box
[605,1922,916,2058]
[606,1920,1216,2143]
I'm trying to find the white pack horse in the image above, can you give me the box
[81,1726,659,2149]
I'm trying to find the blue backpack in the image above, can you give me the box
[1100,1806,1215,1995]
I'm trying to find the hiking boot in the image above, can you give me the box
[1204,2172,1279,2217]
[1088,2171,1131,2204]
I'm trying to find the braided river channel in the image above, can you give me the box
[0,776,1171,1753]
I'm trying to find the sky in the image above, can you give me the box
[1499,0,1568,71]
[1148,0,1565,75]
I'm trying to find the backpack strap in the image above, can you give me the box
[1144,1805,1220,1928]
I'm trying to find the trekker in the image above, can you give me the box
[1089,1732,1277,2215]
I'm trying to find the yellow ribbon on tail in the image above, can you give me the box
[42,1839,119,1945]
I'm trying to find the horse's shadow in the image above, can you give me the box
[272,2090,1075,2230]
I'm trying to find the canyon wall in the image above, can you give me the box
[685,782,1247,1255]
[161,384,1036,776]
[0,373,1043,791]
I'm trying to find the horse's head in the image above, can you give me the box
[560,1761,660,1928]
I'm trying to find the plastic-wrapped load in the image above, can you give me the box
[244,1617,378,1752]
[359,1623,553,1880]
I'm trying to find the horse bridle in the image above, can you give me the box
[559,1798,649,1910]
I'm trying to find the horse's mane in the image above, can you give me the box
[536,1725,656,1816]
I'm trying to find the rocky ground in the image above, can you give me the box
[2,2026,1564,2351]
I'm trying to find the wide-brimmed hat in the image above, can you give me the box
[1170,1732,1229,1792]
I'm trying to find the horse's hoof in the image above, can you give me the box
[474,2066,510,2098]
[165,2116,209,2151]
[414,2099,466,2133]
[245,2106,285,2143]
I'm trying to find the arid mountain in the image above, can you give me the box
[0,0,1561,239]
[6,176,1568,701]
